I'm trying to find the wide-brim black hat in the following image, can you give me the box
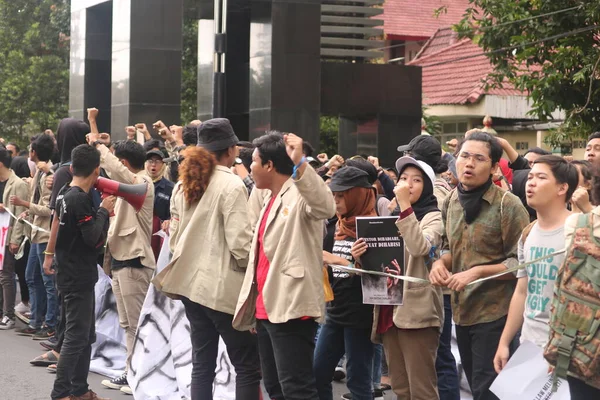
[328,166,373,192]
[197,118,240,151]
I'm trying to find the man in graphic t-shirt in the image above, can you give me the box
[493,155,578,373]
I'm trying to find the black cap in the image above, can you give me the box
[197,118,240,151]
[396,135,442,168]
[328,167,373,192]
[146,149,167,160]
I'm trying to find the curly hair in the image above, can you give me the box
[179,146,216,204]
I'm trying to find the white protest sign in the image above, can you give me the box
[0,212,12,271]
[490,341,570,400]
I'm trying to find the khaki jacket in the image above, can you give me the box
[167,181,184,254]
[3,171,30,246]
[154,166,251,315]
[371,210,444,342]
[233,166,336,330]
[28,166,53,244]
[98,144,155,270]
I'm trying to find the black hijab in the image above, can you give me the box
[56,118,90,164]
[457,177,493,224]
[398,164,439,221]
[11,156,31,178]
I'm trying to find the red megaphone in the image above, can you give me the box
[95,177,148,212]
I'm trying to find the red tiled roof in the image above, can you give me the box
[416,27,458,58]
[383,0,472,40]
[408,36,525,105]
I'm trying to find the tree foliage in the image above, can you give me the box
[181,1,198,124]
[455,1,600,146]
[0,0,70,146]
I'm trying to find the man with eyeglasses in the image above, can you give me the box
[146,149,174,260]
[430,130,529,400]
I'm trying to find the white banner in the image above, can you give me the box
[0,212,11,270]
[490,341,570,400]
[127,233,236,400]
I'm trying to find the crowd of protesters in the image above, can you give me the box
[0,107,599,400]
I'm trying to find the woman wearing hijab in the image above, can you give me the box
[314,166,378,400]
[366,157,444,400]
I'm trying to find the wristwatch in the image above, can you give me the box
[234,157,243,165]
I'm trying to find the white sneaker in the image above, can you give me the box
[0,316,15,330]
[14,302,30,314]
[120,386,133,395]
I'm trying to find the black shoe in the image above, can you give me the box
[333,366,346,382]
[16,326,40,336]
[39,339,57,352]
[32,326,56,341]
[102,372,128,390]
[341,390,384,400]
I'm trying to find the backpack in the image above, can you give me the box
[543,212,600,390]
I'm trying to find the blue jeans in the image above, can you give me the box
[25,243,57,329]
[372,344,383,388]
[314,321,374,400]
[436,295,460,400]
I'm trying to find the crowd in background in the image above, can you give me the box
[0,107,599,400]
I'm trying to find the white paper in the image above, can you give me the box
[490,341,570,400]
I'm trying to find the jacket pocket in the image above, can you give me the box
[118,226,137,237]
[282,264,305,279]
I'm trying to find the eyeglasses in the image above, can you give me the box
[147,159,164,165]
[457,151,490,164]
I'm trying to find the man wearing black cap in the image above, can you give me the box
[145,148,174,260]
[153,118,261,400]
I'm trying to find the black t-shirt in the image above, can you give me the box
[55,185,109,291]
[0,179,7,202]
[50,165,73,210]
[154,177,174,221]
[327,236,374,329]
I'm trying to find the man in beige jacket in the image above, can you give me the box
[154,118,261,400]
[85,135,155,394]
[233,132,336,400]
[0,148,29,330]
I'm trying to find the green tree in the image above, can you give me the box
[320,116,339,157]
[181,1,198,124]
[0,0,70,147]
[455,1,600,146]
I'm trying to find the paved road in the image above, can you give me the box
[0,319,396,400]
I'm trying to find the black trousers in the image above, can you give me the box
[51,289,96,399]
[568,376,600,400]
[182,298,261,400]
[455,316,517,400]
[15,240,30,304]
[257,318,319,400]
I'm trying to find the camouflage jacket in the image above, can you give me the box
[441,184,529,326]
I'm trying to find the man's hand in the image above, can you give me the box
[37,161,51,174]
[447,268,480,292]
[87,107,99,121]
[86,131,100,144]
[100,195,116,214]
[368,156,380,168]
[125,126,136,140]
[135,123,150,138]
[43,256,55,275]
[283,133,304,165]
[158,127,174,142]
[9,195,24,207]
[572,187,593,213]
[326,155,344,169]
[161,219,170,233]
[9,243,19,255]
[317,153,329,163]
[233,163,249,179]
[46,174,54,190]
[430,260,451,287]
[153,120,168,132]
[0,204,6,213]
[493,343,510,374]
[18,210,29,219]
